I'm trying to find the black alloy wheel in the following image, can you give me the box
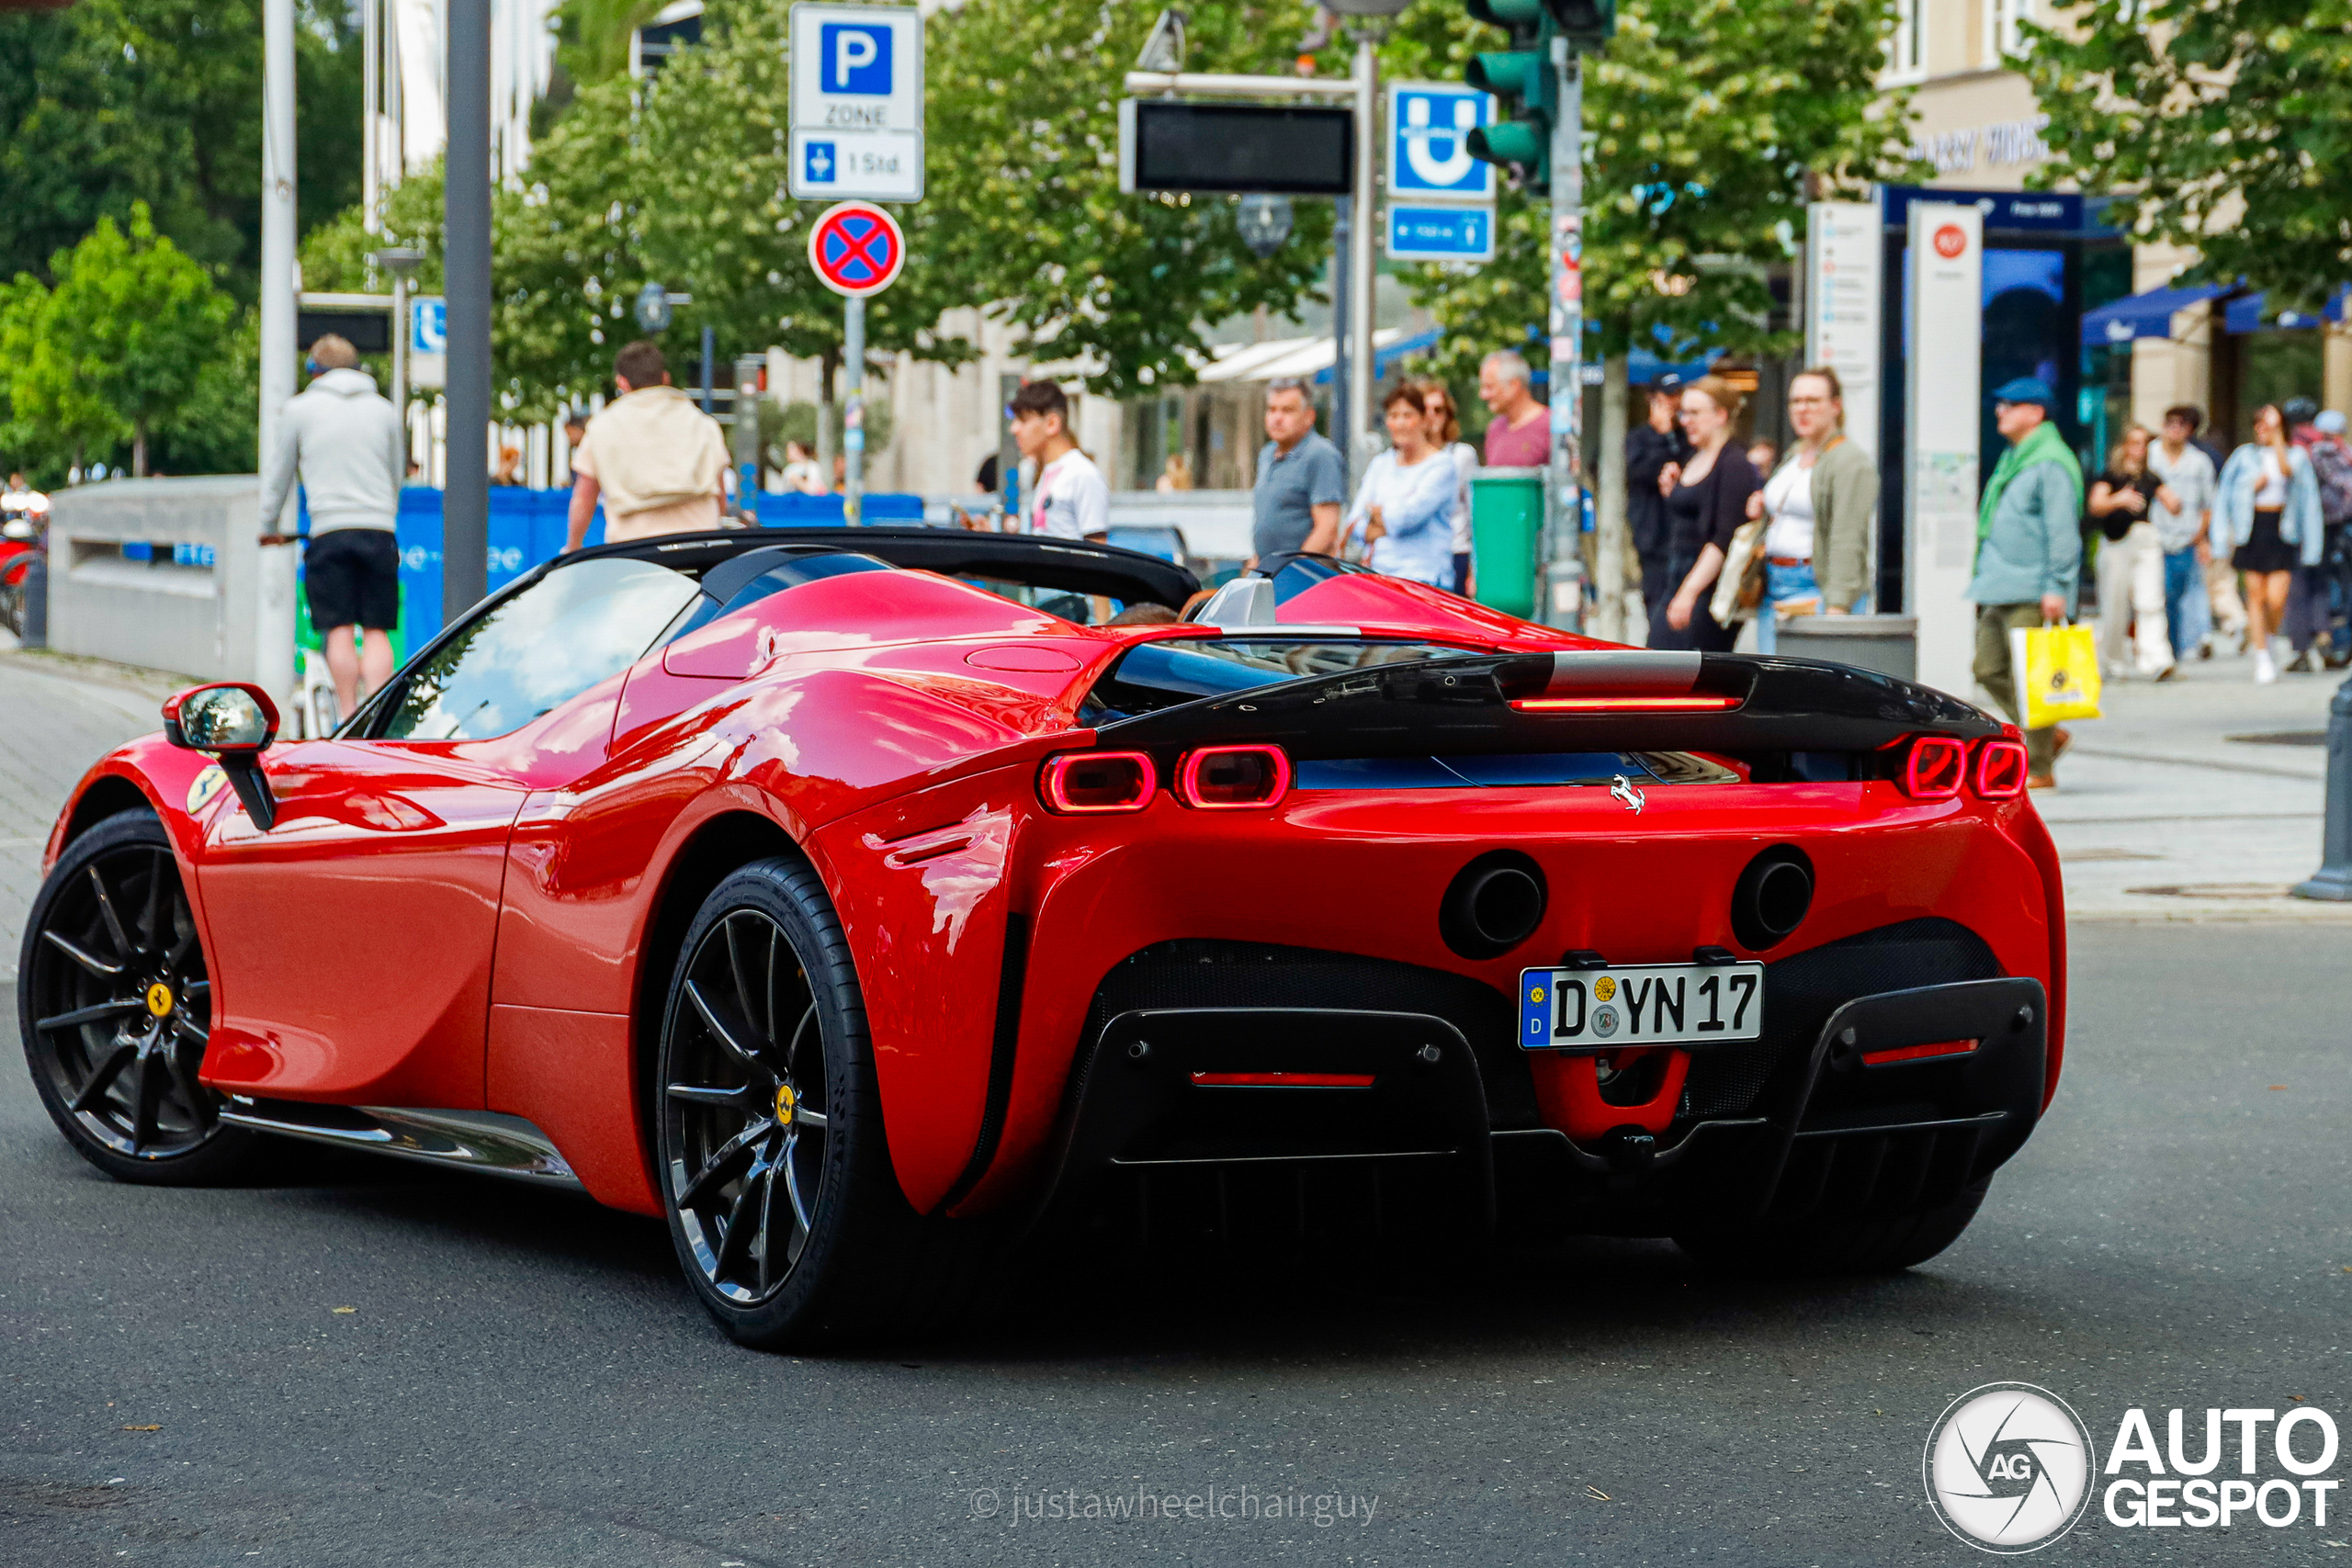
[662,903,833,1306]
[19,810,254,1183]
[656,855,989,1349]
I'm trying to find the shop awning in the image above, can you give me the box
[2223,285,2351,334]
[2078,282,2230,347]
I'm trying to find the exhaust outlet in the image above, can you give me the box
[1732,845,1814,951]
[1440,852,1547,959]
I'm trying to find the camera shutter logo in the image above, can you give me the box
[1924,1382,2096,1553]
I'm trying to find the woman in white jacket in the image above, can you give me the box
[1334,386,1462,587]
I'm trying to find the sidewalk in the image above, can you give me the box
[0,638,184,979]
[2034,642,2350,920]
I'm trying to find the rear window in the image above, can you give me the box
[1083,637,1487,720]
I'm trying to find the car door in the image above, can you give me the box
[194,555,702,1110]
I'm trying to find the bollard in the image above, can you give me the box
[20,551,47,649]
[2290,672,2352,900]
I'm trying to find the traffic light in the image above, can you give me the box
[1550,0,1615,47]
[1464,0,1555,185]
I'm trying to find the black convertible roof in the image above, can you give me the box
[573,526,1201,610]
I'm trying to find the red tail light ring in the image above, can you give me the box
[1973,738,2030,799]
[1900,735,1967,800]
[1039,751,1157,814]
[1174,744,1293,809]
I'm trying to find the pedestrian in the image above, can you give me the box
[1747,367,1878,652]
[1746,439,1779,477]
[257,333,406,716]
[1418,379,1479,594]
[2147,404,2219,671]
[1477,350,1550,468]
[564,340,730,550]
[1156,453,1193,492]
[1652,376,1761,652]
[1623,378,1690,619]
[2214,401,2323,684]
[2310,409,2352,667]
[492,445,525,486]
[2,471,49,525]
[2279,398,2352,670]
[1967,378,2084,789]
[1250,376,1346,564]
[2086,423,2174,679]
[1340,385,1459,587]
[778,438,826,494]
[1009,380,1110,541]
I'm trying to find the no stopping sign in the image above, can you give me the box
[808,202,906,298]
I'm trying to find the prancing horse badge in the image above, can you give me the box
[1609,774,1645,815]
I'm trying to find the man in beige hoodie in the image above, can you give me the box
[564,340,731,548]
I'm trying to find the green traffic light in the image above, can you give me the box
[1468,119,1548,174]
[1465,49,1541,98]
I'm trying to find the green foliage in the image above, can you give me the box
[767,399,892,460]
[0,203,239,476]
[0,0,364,300]
[1383,0,1917,380]
[922,0,1335,395]
[2023,0,2352,310]
[556,0,666,86]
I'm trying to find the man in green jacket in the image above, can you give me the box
[1968,378,2084,788]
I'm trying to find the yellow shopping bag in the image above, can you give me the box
[2007,621,2103,728]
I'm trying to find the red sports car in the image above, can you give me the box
[18,531,2065,1347]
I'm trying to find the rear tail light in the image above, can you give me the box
[1974,738,2030,798]
[1174,744,1293,809]
[1510,694,1741,713]
[1040,750,1157,813]
[1900,735,1967,800]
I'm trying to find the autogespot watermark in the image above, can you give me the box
[967,1483,1380,1529]
[1924,1382,2345,1553]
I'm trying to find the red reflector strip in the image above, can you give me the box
[1860,1039,1980,1067]
[1188,1071,1376,1089]
[1509,695,1741,713]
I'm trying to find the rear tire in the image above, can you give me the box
[1673,1179,1989,1275]
[654,854,981,1350]
[18,809,257,1185]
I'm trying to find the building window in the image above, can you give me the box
[1885,0,1927,82]
[1987,0,2036,61]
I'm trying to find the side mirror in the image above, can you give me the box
[164,683,281,828]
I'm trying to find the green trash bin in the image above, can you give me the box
[1470,467,1544,619]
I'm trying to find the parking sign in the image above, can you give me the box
[1387,83,1495,205]
[789,4,924,203]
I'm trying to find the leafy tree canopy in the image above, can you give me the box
[0,0,362,299]
[2024,0,2352,310]
[1382,0,1916,381]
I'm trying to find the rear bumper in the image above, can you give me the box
[1025,976,2046,1235]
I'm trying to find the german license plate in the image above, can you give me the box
[1518,962,1765,1050]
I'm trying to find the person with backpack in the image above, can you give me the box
[2282,400,2352,669]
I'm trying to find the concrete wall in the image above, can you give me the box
[45,477,264,682]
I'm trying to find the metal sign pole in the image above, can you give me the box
[256,0,300,703]
[1545,42,1586,630]
[1349,33,1379,479]
[843,296,865,525]
[1331,197,1351,481]
[442,0,491,626]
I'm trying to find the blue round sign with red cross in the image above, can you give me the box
[807,201,906,298]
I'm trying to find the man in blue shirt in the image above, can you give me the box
[1250,378,1347,563]
[1968,378,2085,789]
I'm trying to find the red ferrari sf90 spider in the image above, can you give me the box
[18,532,2064,1346]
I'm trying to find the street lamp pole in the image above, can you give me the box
[256,0,299,706]
[1544,39,1586,629]
[443,0,492,626]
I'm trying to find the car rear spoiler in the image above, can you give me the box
[1091,649,1999,759]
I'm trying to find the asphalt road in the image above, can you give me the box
[4,922,2347,1566]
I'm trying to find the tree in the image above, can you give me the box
[5,204,238,475]
[555,0,666,86]
[2022,0,2352,309]
[1380,0,1916,379]
[0,0,363,299]
[922,0,1334,396]
[0,272,126,480]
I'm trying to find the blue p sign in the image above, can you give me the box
[821,23,890,94]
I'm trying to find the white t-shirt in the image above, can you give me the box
[1761,457,1816,559]
[1029,448,1111,539]
[2255,449,2289,509]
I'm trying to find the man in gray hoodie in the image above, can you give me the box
[259,335,408,714]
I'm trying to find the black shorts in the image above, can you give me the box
[304,528,401,631]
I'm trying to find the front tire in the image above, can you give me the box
[18,809,256,1184]
[655,855,972,1349]
[1673,1179,1989,1275]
